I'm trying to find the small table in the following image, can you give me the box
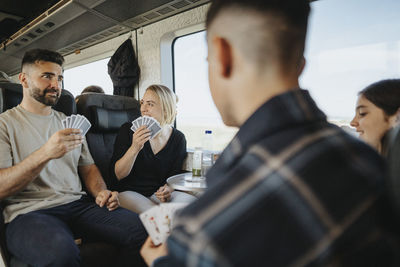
[167,172,207,192]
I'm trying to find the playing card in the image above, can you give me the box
[139,203,187,245]
[139,206,163,245]
[132,122,138,132]
[157,203,187,242]
[79,117,91,136]
[132,117,150,132]
[147,117,155,126]
[62,115,91,136]
[70,115,77,128]
[148,117,155,126]
[66,117,71,128]
[144,116,151,126]
[134,119,141,129]
[131,117,137,126]
[136,117,143,127]
[140,116,146,126]
[148,121,162,138]
[73,115,84,129]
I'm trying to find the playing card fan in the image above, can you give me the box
[62,114,91,136]
[131,115,161,139]
[139,203,187,245]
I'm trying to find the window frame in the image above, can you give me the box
[160,23,205,93]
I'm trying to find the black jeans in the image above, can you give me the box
[5,195,147,267]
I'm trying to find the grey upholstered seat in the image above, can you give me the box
[385,126,400,222]
[76,93,140,190]
[0,81,76,115]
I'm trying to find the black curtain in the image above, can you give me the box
[108,39,140,97]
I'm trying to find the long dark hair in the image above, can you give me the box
[359,79,400,116]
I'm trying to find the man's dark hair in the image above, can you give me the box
[359,79,400,116]
[206,0,311,69]
[21,49,64,70]
[81,85,105,94]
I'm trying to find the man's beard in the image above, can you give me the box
[30,87,60,106]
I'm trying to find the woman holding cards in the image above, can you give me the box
[110,84,197,213]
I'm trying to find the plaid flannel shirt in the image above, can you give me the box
[154,89,399,267]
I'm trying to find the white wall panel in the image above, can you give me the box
[137,4,209,97]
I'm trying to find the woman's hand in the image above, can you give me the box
[155,184,172,202]
[131,125,151,153]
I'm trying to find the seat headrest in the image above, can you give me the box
[0,82,21,112]
[76,93,140,132]
[385,126,400,221]
[90,106,139,132]
[0,82,76,115]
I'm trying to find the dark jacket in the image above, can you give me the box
[107,39,140,97]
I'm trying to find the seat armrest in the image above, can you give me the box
[0,249,8,267]
[0,204,10,267]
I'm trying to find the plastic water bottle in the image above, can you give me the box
[201,130,213,176]
[192,147,202,177]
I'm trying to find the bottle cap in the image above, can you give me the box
[205,130,212,134]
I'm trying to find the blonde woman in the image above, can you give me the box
[110,84,196,213]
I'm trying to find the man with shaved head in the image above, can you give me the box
[141,0,400,266]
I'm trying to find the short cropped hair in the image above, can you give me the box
[206,0,310,70]
[359,79,400,116]
[81,85,105,94]
[21,49,64,71]
[146,84,178,126]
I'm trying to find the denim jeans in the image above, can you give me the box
[5,195,147,267]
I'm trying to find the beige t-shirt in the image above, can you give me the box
[0,105,94,223]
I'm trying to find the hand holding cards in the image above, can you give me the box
[139,203,187,245]
[131,116,161,139]
[62,114,91,136]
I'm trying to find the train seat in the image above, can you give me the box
[386,126,400,222]
[0,81,76,115]
[75,93,140,189]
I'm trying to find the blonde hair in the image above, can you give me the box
[146,84,178,126]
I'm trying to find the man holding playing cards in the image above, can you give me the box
[0,49,147,266]
[141,0,399,266]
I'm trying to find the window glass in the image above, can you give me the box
[173,0,400,149]
[302,0,400,126]
[63,57,113,97]
[174,31,237,151]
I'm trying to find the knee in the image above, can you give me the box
[171,191,197,203]
[119,191,155,214]
[6,213,80,267]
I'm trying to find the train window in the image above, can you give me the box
[302,0,400,126]
[63,57,113,96]
[173,31,237,151]
[173,0,400,149]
